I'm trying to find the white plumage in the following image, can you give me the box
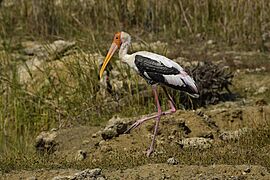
[123,50,198,97]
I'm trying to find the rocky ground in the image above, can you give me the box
[2,98,270,179]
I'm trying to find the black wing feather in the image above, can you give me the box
[135,55,180,75]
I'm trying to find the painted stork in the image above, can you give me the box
[99,32,199,156]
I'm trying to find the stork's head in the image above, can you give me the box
[99,32,131,79]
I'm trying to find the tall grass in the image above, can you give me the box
[0,45,156,156]
[1,0,270,48]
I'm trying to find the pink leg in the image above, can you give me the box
[124,87,176,134]
[162,87,176,115]
[147,84,162,157]
[124,85,177,157]
[124,113,161,133]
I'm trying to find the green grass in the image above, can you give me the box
[0,46,164,158]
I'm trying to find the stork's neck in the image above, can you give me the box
[119,41,130,61]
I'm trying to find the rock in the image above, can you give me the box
[264,41,270,51]
[222,108,243,122]
[231,109,243,120]
[26,176,37,180]
[100,145,112,153]
[101,128,118,140]
[196,110,219,130]
[219,128,249,141]
[35,131,58,154]
[178,137,213,149]
[75,150,87,161]
[168,135,175,140]
[52,176,75,180]
[242,166,252,175]
[207,40,216,45]
[52,176,74,180]
[18,40,76,84]
[198,132,214,139]
[254,86,269,95]
[21,40,75,59]
[167,157,179,165]
[18,56,44,83]
[178,120,191,135]
[51,128,58,132]
[196,33,202,38]
[22,41,45,56]
[244,167,251,173]
[74,168,102,179]
[255,67,266,72]
[96,177,106,180]
[255,99,268,106]
[176,39,184,43]
[51,40,75,55]
[82,140,90,145]
[92,133,97,138]
[98,140,106,146]
[100,116,128,140]
[233,60,243,66]
[52,168,105,180]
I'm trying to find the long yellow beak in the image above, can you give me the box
[99,43,118,79]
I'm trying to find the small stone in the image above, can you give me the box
[255,99,268,106]
[196,33,201,38]
[254,86,268,95]
[176,39,183,43]
[178,137,213,149]
[167,157,179,165]
[207,40,215,45]
[35,131,58,154]
[196,109,204,116]
[92,133,97,138]
[75,150,87,161]
[100,116,128,140]
[51,175,74,180]
[199,132,214,139]
[96,177,106,180]
[219,128,249,141]
[244,167,251,173]
[82,140,90,145]
[100,145,112,153]
[52,168,106,180]
[98,140,105,146]
[50,128,58,132]
[26,176,37,180]
[178,120,191,135]
[101,128,118,140]
[168,135,175,140]
[74,168,102,178]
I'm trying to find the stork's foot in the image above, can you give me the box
[124,119,145,134]
[146,148,153,157]
[124,114,159,134]
[125,109,176,134]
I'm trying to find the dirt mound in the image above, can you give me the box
[2,102,270,179]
